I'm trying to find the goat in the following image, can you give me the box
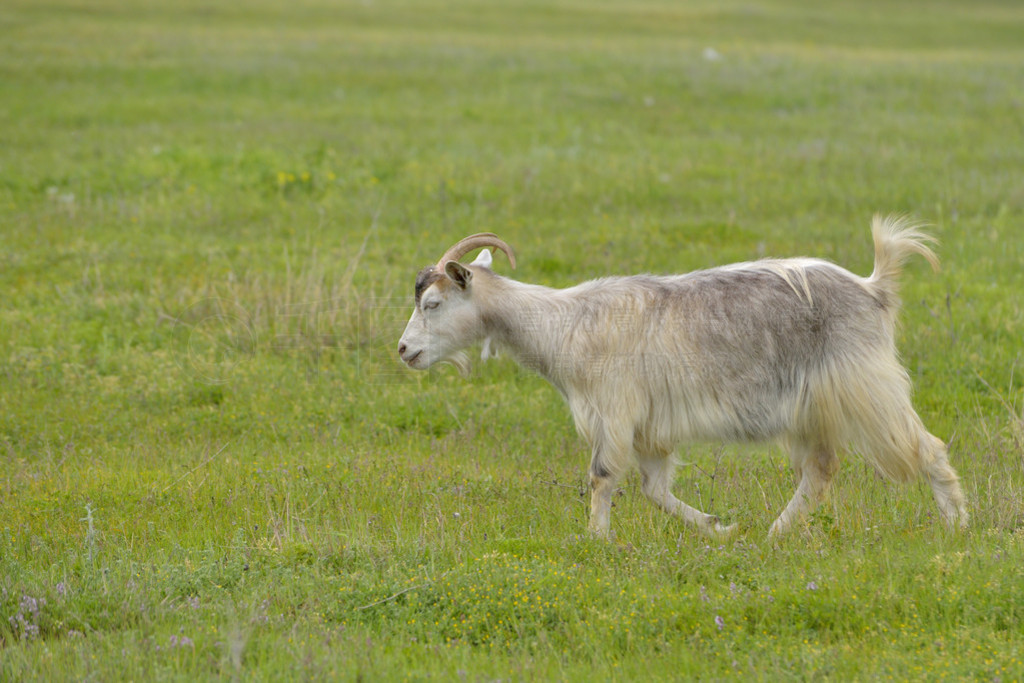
[397,217,968,538]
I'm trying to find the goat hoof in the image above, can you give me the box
[718,522,737,535]
[588,527,615,542]
[942,507,969,531]
[712,521,738,538]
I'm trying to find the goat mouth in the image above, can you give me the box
[403,349,423,365]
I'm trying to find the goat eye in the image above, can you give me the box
[423,301,440,311]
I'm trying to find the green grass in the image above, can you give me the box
[2,0,1024,679]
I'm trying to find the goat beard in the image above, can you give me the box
[440,338,500,377]
[440,350,471,377]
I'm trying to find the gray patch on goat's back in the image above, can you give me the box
[559,263,890,442]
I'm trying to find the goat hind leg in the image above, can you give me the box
[639,455,736,538]
[921,433,968,529]
[769,443,838,537]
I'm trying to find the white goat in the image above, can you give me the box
[398,217,968,538]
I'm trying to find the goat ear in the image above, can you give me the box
[444,260,473,289]
[470,248,492,269]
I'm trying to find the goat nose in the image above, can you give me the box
[398,342,407,357]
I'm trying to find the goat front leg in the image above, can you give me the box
[587,443,625,539]
[639,454,736,538]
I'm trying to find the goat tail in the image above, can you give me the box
[867,214,940,311]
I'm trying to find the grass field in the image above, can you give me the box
[2,0,1024,679]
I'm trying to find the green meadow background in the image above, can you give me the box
[2,0,1023,679]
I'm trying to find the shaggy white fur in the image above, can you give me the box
[398,216,968,538]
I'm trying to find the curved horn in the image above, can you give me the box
[436,233,517,271]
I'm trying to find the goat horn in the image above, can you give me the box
[436,233,517,270]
